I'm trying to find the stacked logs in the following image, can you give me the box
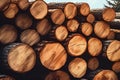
[0,0,120,80]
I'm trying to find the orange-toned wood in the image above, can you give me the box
[0,24,17,44]
[30,0,48,19]
[50,9,65,25]
[81,22,93,36]
[112,61,120,73]
[107,40,120,62]
[87,13,95,23]
[79,3,90,16]
[68,58,87,78]
[64,3,77,19]
[93,70,118,80]
[36,18,51,36]
[20,29,40,46]
[94,21,110,38]
[45,70,70,80]
[67,19,79,32]
[39,42,67,70]
[16,14,32,29]
[88,38,102,56]
[67,34,87,56]
[0,0,10,11]
[107,31,115,40]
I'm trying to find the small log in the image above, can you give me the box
[88,57,99,70]
[20,29,40,46]
[0,24,17,44]
[107,31,115,40]
[67,19,79,32]
[18,0,30,10]
[36,18,51,36]
[106,40,120,62]
[66,34,87,56]
[64,3,77,19]
[79,3,90,16]
[88,37,102,56]
[45,70,70,80]
[0,74,15,80]
[39,42,67,70]
[16,13,33,29]
[93,70,118,80]
[1,43,36,73]
[68,58,87,78]
[0,0,10,11]
[112,61,120,73]
[50,25,68,41]
[50,9,65,25]
[86,13,95,23]
[30,0,48,19]
[94,21,110,38]
[81,22,93,36]
[3,3,18,19]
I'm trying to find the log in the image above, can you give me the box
[64,3,77,19]
[36,18,51,36]
[0,24,17,44]
[30,0,48,19]
[18,0,30,10]
[67,19,79,32]
[16,13,33,29]
[50,9,65,25]
[112,61,120,73]
[66,34,87,56]
[39,42,67,70]
[94,21,110,38]
[79,3,90,16]
[68,58,87,78]
[88,37,102,56]
[0,0,10,11]
[88,57,99,70]
[86,13,95,23]
[0,74,15,80]
[107,31,115,40]
[81,22,93,36]
[20,29,40,46]
[50,25,68,41]
[93,70,118,80]
[106,40,120,62]
[3,3,18,19]
[45,70,70,80]
[1,43,36,73]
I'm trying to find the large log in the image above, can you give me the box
[1,43,36,73]
[0,0,10,11]
[39,42,67,70]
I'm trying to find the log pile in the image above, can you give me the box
[0,0,120,80]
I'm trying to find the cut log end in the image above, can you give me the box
[93,70,118,80]
[88,57,99,70]
[94,21,110,38]
[7,43,36,73]
[107,40,120,62]
[40,42,67,70]
[81,22,93,36]
[112,61,120,73]
[51,9,65,25]
[55,25,68,41]
[0,0,10,11]
[79,3,90,16]
[0,24,17,44]
[36,18,51,36]
[88,38,102,56]
[87,13,95,23]
[18,0,30,10]
[20,29,40,46]
[68,58,87,78]
[45,70,70,80]
[0,75,15,80]
[64,3,77,19]
[67,34,87,56]
[30,0,48,19]
[107,31,115,40]
[67,19,79,32]
[102,8,116,22]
